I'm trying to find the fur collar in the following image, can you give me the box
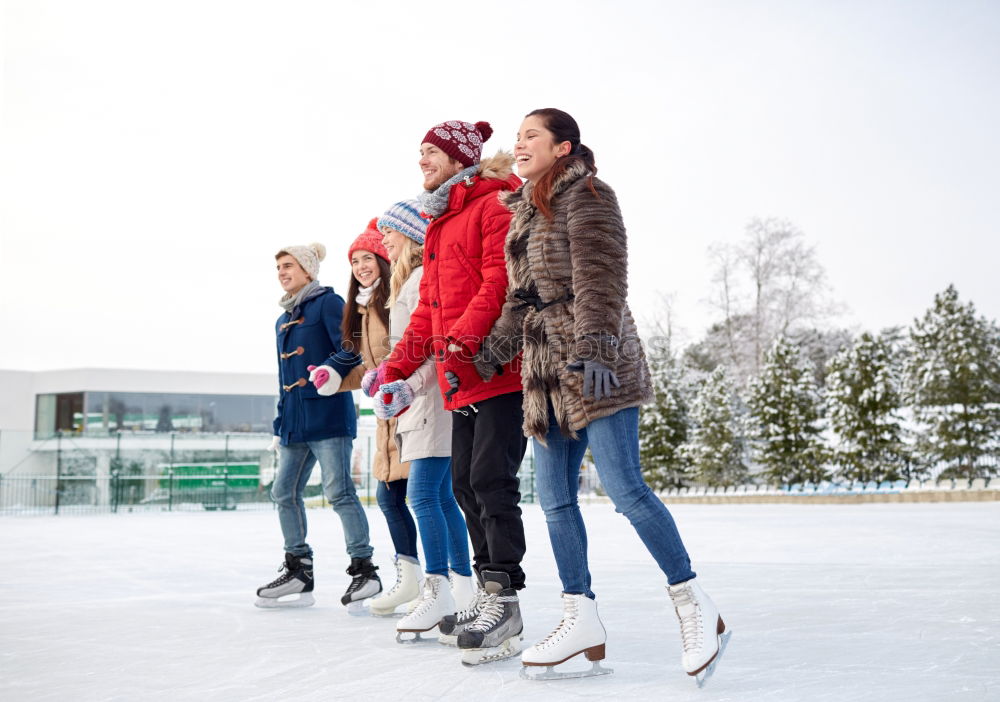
[407,248,423,269]
[478,150,515,181]
[502,159,592,214]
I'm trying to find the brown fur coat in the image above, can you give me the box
[476,160,653,443]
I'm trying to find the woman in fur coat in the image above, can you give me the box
[476,108,729,683]
[372,200,475,640]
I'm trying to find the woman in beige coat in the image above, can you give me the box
[337,218,421,615]
[371,200,475,642]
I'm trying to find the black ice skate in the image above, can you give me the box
[438,586,486,646]
[456,570,523,665]
[255,553,315,608]
[341,557,381,615]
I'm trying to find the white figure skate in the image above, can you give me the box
[368,555,421,617]
[668,578,731,687]
[520,593,612,680]
[396,574,455,643]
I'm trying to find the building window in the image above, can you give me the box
[79,391,276,435]
[35,393,84,438]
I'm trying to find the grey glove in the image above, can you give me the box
[566,360,621,401]
[444,370,460,399]
[477,340,504,380]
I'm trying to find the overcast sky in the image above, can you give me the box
[2,0,998,375]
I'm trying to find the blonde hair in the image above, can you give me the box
[387,237,424,307]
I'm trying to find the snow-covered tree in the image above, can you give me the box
[639,340,692,489]
[703,218,840,383]
[826,332,909,483]
[903,285,1000,479]
[686,367,748,487]
[747,336,828,485]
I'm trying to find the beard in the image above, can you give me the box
[423,160,465,191]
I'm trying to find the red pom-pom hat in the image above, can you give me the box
[348,218,390,264]
[420,120,493,167]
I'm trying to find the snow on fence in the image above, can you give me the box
[657,477,1000,503]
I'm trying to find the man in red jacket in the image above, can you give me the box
[377,119,527,665]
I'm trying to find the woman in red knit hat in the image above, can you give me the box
[310,218,421,614]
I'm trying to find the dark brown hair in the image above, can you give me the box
[525,108,599,220]
[340,255,391,354]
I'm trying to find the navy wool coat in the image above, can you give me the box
[273,287,361,444]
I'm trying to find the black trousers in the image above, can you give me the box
[451,391,528,589]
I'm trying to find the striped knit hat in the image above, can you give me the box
[377,200,427,245]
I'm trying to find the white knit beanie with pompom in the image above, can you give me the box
[276,242,326,280]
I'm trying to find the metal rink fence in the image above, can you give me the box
[0,472,275,515]
[0,430,553,516]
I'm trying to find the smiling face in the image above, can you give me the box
[514,114,572,184]
[276,254,311,295]
[380,227,409,264]
[350,249,381,287]
[419,143,465,191]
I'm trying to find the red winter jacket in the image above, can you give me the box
[384,152,524,410]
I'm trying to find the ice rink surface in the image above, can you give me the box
[1,501,998,702]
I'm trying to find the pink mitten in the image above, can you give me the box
[361,365,385,398]
[308,364,341,396]
[307,364,331,389]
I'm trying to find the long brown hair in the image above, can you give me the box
[340,255,391,354]
[525,108,599,221]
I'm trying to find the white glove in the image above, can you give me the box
[307,364,343,396]
[267,436,280,455]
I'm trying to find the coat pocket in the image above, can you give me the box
[448,242,482,285]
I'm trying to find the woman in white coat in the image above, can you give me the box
[373,200,475,642]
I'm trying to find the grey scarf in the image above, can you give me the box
[419,164,480,218]
[279,280,324,318]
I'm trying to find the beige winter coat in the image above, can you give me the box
[476,161,653,443]
[342,299,409,482]
[389,264,452,461]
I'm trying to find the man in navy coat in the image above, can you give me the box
[254,241,381,610]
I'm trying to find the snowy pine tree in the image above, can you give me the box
[639,343,692,489]
[903,285,1000,479]
[826,332,909,483]
[747,335,829,485]
[686,366,748,487]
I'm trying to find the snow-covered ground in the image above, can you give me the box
[1,502,998,702]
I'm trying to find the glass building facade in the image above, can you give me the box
[35,391,278,438]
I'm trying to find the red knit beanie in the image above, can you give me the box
[347,218,390,263]
[421,120,493,167]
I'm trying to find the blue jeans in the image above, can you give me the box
[533,406,695,597]
[408,457,472,577]
[271,436,373,560]
[376,479,418,560]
